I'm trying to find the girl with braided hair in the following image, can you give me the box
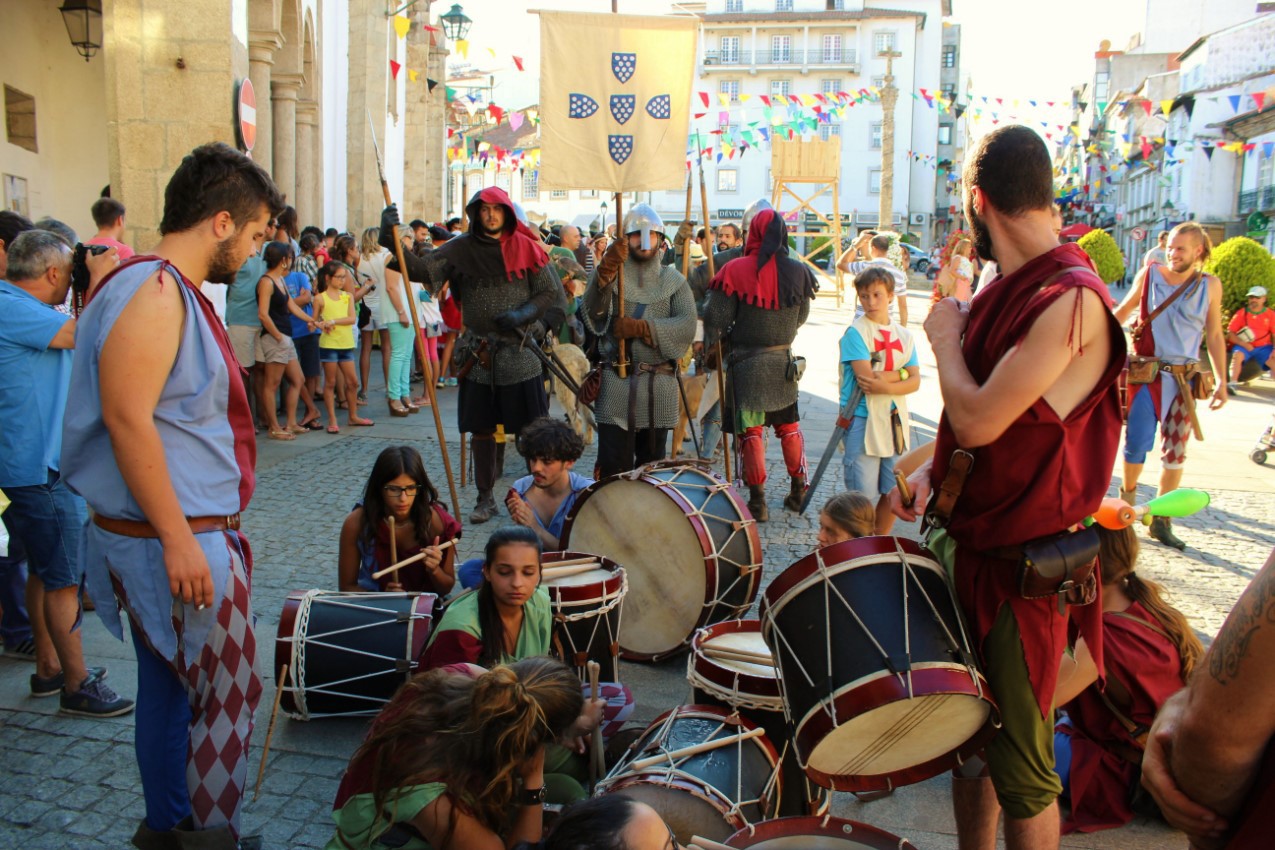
[328,657,599,850]
[1052,524,1204,833]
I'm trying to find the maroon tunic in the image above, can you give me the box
[929,242,1126,718]
[1060,601,1186,833]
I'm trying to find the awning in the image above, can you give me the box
[1059,223,1095,239]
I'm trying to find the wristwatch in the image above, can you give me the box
[517,785,546,806]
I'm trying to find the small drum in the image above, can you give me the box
[689,620,830,818]
[275,590,437,720]
[761,537,999,792]
[600,705,781,845]
[725,816,918,849]
[541,550,627,683]
[563,461,762,661]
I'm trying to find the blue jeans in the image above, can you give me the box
[841,415,896,496]
[0,534,32,646]
[132,623,194,830]
[387,321,415,399]
[1,469,87,592]
[700,400,722,459]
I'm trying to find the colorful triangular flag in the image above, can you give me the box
[389,59,401,79]
[393,15,411,39]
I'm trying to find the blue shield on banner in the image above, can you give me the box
[610,95,636,125]
[608,135,634,164]
[568,93,599,119]
[611,52,636,84]
[645,94,671,120]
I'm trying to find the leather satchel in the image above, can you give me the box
[1126,355,1160,385]
[1192,369,1216,401]
[577,366,603,406]
[1019,525,1101,613]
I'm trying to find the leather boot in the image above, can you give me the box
[1149,516,1186,551]
[1119,487,1137,505]
[170,824,239,850]
[783,476,806,512]
[470,489,498,524]
[495,441,507,477]
[748,484,769,522]
[132,820,183,850]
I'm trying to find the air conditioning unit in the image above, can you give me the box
[910,213,926,225]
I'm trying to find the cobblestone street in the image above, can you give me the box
[2,287,1271,849]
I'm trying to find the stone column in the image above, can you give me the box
[104,0,246,246]
[248,33,282,175]
[296,99,319,226]
[346,0,392,231]
[272,74,303,205]
[877,50,902,230]
[423,32,450,220]
[402,2,434,219]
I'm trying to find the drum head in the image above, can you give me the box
[807,688,990,779]
[566,478,707,658]
[726,816,917,849]
[544,567,618,593]
[611,781,737,844]
[700,628,775,679]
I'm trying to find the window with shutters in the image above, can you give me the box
[873,31,896,55]
[870,121,882,149]
[942,45,957,69]
[718,169,738,192]
[771,36,792,63]
[521,171,537,199]
[720,79,741,102]
[771,79,791,98]
[822,35,842,63]
[4,86,36,153]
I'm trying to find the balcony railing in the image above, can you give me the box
[1238,185,1275,214]
[703,48,859,67]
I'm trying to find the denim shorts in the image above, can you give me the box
[319,347,356,363]
[1,469,87,592]
[841,415,897,496]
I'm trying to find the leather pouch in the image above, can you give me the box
[1019,525,1100,613]
[786,355,807,382]
[1126,355,1160,384]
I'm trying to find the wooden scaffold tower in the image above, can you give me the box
[769,138,844,307]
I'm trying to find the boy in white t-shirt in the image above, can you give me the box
[839,266,921,534]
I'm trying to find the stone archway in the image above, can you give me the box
[270,0,304,205]
[248,0,282,175]
[296,11,322,226]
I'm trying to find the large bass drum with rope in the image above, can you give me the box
[275,590,437,720]
[760,537,999,791]
[563,461,762,661]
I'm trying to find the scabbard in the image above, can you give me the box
[1172,370,1203,441]
[798,384,864,514]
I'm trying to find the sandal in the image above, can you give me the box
[389,402,411,418]
[299,414,322,430]
[326,424,340,434]
[411,396,431,407]
[348,418,375,427]
[268,430,295,441]
[286,424,308,435]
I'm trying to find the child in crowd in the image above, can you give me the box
[816,491,877,548]
[1052,524,1204,833]
[314,262,373,432]
[338,446,459,595]
[839,266,921,535]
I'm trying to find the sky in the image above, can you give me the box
[448,0,1150,112]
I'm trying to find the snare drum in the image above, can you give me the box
[541,551,627,683]
[689,620,830,817]
[761,537,999,792]
[563,462,762,661]
[275,590,437,720]
[725,816,918,849]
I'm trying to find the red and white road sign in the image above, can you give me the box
[1130,226,1147,242]
[236,78,257,153]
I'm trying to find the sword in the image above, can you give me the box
[799,383,864,515]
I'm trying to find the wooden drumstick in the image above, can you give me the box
[626,726,765,772]
[387,516,397,575]
[588,661,605,782]
[541,562,603,580]
[371,539,458,580]
[689,838,735,850]
[701,645,775,666]
[894,469,914,509]
[543,555,601,568]
[253,663,288,802]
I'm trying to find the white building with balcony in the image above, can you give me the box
[690,0,953,246]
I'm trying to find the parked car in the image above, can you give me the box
[899,242,930,272]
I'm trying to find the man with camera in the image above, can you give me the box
[86,197,135,261]
[0,229,133,717]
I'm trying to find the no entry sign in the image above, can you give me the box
[236,78,257,153]
[1130,226,1147,241]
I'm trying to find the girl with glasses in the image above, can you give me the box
[339,446,460,594]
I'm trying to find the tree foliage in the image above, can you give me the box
[1203,237,1275,323]
[1078,229,1125,284]
[899,232,920,246]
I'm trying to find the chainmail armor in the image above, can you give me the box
[687,245,744,317]
[702,290,810,413]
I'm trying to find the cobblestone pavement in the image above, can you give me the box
[2,288,1271,848]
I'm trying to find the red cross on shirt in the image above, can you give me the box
[874,328,904,371]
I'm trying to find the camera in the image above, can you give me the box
[72,243,109,293]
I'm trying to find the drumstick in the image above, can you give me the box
[387,516,397,575]
[689,838,735,850]
[701,645,775,666]
[371,539,458,580]
[587,661,605,785]
[894,469,914,509]
[626,726,765,772]
[541,562,603,580]
[543,556,600,568]
[253,663,288,802]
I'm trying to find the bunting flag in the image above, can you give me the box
[389,59,401,79]
[1160,99,1173,116]
[455,39,469,59]
[408,69,419,83]
[488,104,504,125]
[539,11,696,191]
[1228,94,1241,113]
[1254,92,1267,111]
[513,56,525,71]
[510,112,525,131]
[393,15,412,39]
[428,78,439,93]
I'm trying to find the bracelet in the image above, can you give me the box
[517,785,546,806]
[899,367,910,381]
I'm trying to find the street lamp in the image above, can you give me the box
[439,4,472,41]
[600,200,608,236]
[59,0,103,62]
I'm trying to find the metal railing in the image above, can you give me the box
[1238,185,1275,214]
[703,48,859,67]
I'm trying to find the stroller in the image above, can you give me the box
[1252,413,1275,466]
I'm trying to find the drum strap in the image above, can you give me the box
[924,449,975,530]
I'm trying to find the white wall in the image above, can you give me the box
[0,1,110,240]
[1141,0,1259,55]
[321,0,349,229]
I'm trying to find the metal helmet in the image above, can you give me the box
[741,198,774,235]
[511,201,531,228]
[622,203,665,251]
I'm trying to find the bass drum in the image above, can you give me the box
[761,537,999,792]
[275,590,437,720]
[600,705,781,845]
[725,816,918,849]
[563,462,762,661]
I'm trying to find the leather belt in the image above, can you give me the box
[728,344,790,365]
[93,513,242,538]
[923,449,975,530]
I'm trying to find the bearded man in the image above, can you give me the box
[702,207,816,520]
[581,204,696,477]
[381,188,566,523]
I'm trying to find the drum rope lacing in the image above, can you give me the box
[284,591,429,720]
[551,571,627,672]
[598,711,775,824]
[686,625,785,713]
